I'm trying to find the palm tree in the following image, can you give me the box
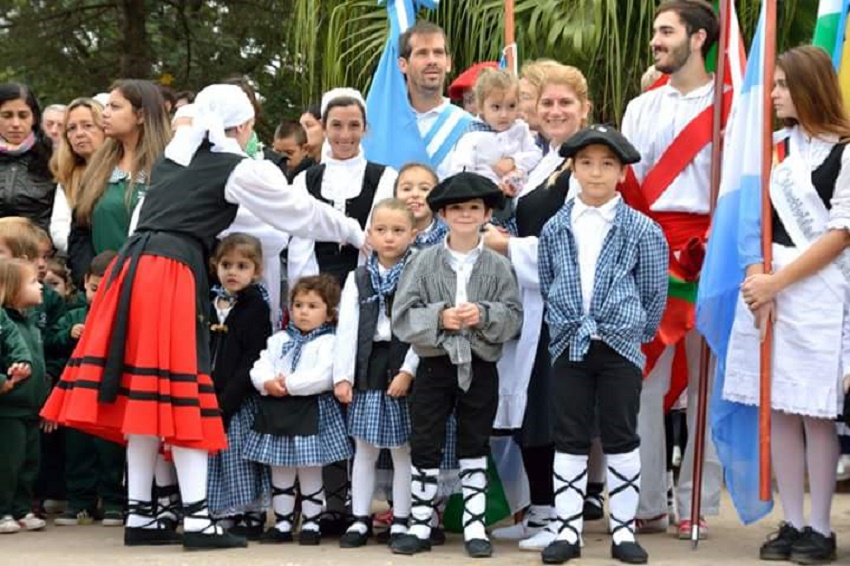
[287,0,816,124]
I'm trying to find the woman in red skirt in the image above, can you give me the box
[41,84,366,550]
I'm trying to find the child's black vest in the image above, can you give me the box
[304,162,385,284]
[354,266,408,390]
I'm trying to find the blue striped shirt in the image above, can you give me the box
[539,198,669,369]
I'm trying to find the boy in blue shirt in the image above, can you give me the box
[538,125,668,565]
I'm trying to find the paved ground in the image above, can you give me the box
[4,491,850,565]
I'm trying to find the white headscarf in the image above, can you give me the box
[320,87,366,119]
[164,84,255,166]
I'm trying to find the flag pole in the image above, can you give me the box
[759,0,778,503]
[504,0,516,74]
[689,0,729,548]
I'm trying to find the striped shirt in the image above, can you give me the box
[539,197,669,369]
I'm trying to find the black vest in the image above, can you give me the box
[772,141,847,246]
[304,161,386,284]
[354,267,409,390]
[515,165,571,238]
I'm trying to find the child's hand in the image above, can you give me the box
[498,179,518,197]
[41,419,58,433]
[387,371,413,397]
[843,375,850,395]
[263,374,288,397]
[71,324,85,339]
[456,302,481,327]
[0,380,13,394]
[441,307,463,331]
[335,381,353,404]
[492,157,516,178]
[8,362,30,383]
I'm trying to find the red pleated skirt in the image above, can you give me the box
[41,255,227,452]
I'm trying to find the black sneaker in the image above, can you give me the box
[789,527,836,565]
[611,541,649,564]
[391,533,432,555]
[760,523,803,561]
[542,540,581,564]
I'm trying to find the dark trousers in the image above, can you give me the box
[410,356,498,469]
[551,341,642,456]
[35,428,65,501]
[65,429,126,513]
[0,417,40,518]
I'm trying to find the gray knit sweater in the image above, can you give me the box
[392,244,523,367]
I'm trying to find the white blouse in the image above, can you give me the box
[333,269,420,385]
[50,184,71,253]
[251,332,336,397]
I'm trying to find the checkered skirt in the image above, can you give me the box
[242,393,352,468]
[348,389,411,448]
[207,396,271,517]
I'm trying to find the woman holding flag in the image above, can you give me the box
[723,45,850,565]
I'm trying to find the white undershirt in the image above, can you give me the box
[444,237,484,304]
[571,194,620,316]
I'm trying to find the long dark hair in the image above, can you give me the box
[0,82,53,177]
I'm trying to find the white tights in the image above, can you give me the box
[771,411,839,536]
[349,439,412,534]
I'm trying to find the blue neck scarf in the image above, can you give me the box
[414,218,448,249]
[211,282,271,308]
[280,322,335,372]
[363,250,411,313]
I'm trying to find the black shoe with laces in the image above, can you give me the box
[464,538,493,558]
[339,516,370,548]
[229,512,265,541]
[789,527,836,565]
[611,540,649,564]
[123,500,182,546]
[430,526,446,545]
[259,527,294,544]
[584,482,605,521]
[299,528,322,546]
[180,500,248,550]
[541,540,581,564]
[391,533,431,555]
[760,523,803,561]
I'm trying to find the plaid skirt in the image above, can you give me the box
[208,396,271,517]
[349,390,411,448]
[243,393,352,468]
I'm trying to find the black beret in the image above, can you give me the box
[559,124,641,165]
[426,172,506,212]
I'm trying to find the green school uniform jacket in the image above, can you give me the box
[0,309,33,391]
[0,308,47,419]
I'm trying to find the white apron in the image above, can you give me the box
[723,131,850,418]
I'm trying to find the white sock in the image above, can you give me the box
[154,454,178,521]
[409,466,439,540]
[459,457,489,542]
[803,417,839,536]
[390,444,412,529]
[553,452,587,545]
[271,466,297,532]
[772,411,806,530]
[351,439,380,519]
[298,466,324,532]
[607,449,641,545]
[171,445,216,534]
[126,435,159,529]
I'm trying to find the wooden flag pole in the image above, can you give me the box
[689,0,730,549]
[759,0,778,503]
[504,0,516,74]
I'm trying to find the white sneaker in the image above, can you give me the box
[18,513,46,531]
[0,515,20,534]
[518,526,557,551]
[837,455,850,481]
[490,506,549,541]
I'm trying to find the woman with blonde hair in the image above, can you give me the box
[49,98,106,254]
[67,80,171,286]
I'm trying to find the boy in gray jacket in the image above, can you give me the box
[390,172,523,559]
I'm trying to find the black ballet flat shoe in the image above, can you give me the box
[259,528,293,544]
[391,533,432,555]
[182,529,248,550]
[464,538,493,558]
[339,529,369,548]
[319,511,352,536]
[583,500,605,521]
[299,529,322,546]
[388,531,408,546]
[229,523,264,541]
[124,526,183,546]
[541,540,581,564]
[611,541,649,564]
[430,526,446,546]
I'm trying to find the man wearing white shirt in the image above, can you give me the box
[398,21,473,180]
[620,0,722,539]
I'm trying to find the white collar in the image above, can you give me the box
[443,235,484,257]
[414,97,451,118]
[322,146,365,167]
[661,76,714,100]
[572,193,621,223]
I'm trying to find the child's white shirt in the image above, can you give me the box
[449,119,543,184]
[333,269,420,385]
[251,332,336,396]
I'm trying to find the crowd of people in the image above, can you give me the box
[0,0,849,564]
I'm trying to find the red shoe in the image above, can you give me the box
[677,518,708,540]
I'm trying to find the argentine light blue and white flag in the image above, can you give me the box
[697,0,773,525]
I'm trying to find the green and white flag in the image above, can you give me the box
[814,0,845,52]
